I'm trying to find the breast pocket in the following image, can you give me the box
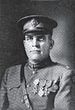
[7,85,22,105]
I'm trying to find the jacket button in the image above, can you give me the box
[21,99,24,103]
[27,84,29,88]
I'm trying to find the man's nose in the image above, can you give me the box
[32,37,39,47]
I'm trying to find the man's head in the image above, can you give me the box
[17,15,57,64]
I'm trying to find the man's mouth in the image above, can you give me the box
[30,50,41,53]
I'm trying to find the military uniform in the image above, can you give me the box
[0,15,75,110]
[0,58,75,110]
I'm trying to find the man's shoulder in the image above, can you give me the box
[44,62,75,85]
[5,64,22,80]
[7,64,22,71]
[4,64,22,88]
[52,62,70,71]
[5,64,21,74]
[48,62,70,72]
[47,62,73,78]
[51,62,74,79]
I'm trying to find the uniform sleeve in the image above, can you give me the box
[0,69,9,110]
[54,69,75,110]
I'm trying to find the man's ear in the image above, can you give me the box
[49,39,54,49]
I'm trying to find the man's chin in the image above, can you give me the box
[30,54,41,59]
[29,57,42,63]
[31,58,41,61]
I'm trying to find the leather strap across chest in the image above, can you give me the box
[21,64,33,110]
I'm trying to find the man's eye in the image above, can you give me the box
[25,35,33,40]
[38,35,45,41]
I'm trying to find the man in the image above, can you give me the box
[0,15,75,110]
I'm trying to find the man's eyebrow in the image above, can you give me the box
[25,34,44,36]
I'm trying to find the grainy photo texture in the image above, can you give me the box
[0,0,75,110]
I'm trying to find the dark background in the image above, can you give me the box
[0,0,75,84]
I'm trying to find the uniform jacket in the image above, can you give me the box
[0,59,75,110]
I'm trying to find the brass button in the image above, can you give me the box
[21,99,24,103]
[27,84,29,88]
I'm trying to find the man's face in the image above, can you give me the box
[23,32,53,63]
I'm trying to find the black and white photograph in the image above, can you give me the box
[0,0,75,110]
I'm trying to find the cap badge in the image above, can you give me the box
[31,19,39,28]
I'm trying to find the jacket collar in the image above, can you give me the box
[27,56,53,70]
